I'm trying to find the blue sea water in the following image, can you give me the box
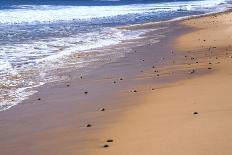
[0,0,231,111]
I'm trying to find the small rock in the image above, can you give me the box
[103,144,109,148]
[86,124,92,127]
[84,91,88,94]
[113,81,117,84]
[193,112,198,115]
[133,90,137,93]
[106,139,114,143]
[66,84,70,87]
[120,78,123,81]
[208,67,212,70]
[38,98,41,101]
[189,69,195,74]
[100,108,105,111]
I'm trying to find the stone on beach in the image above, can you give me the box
[189,69,195,74]
[193,112,198,115]
[106,139,114,143]
[100,108,105,111]
[103,144,109,148]
[86,124,92,127]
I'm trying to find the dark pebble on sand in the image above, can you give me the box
[193,112,198,115]
[120,78,123,81]
[133,90,137,93]
[67,84,70,87]
[100,108,105,111]
[86,124,92,127]
[106,139,114,143]
[84,91,88,94]
[38,98,41,101]
[103,144,109,148]
[189,69,195,74]
[208,67,212,70]
[113,81,117,84]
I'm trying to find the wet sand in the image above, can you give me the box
[1,12,232,155]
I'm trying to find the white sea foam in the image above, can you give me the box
[0,0,227,24]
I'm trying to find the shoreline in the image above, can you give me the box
[1,7,230,112]
[1,10,232,154]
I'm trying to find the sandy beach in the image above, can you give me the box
[1,11,232,155]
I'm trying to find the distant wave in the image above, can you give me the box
[0,0,227,24]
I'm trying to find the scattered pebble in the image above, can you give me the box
[84,91,88,94]
[189,69,195,74]
[103,144,109,148]
[193,112,198,115]
[106,139,114,143]
[66,84,70,87]
[120,78,123,81]
[86,124,92,127]
[38,98,41,101]
[208,67,212,70]
[100,108,105,111]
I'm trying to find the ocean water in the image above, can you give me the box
[0,0,231,111]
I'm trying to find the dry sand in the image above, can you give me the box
[84,12,232,155]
